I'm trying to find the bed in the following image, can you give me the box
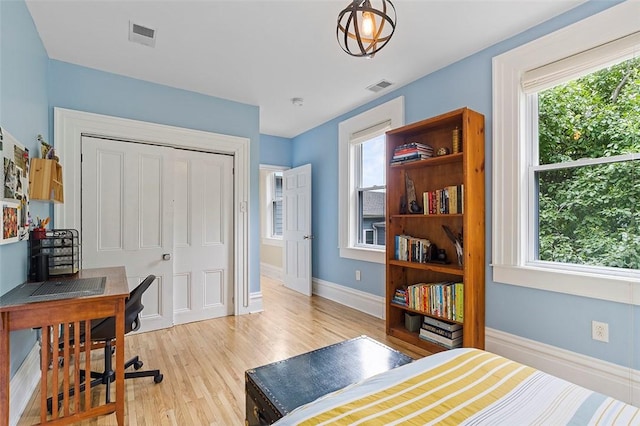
[274,348,640,425]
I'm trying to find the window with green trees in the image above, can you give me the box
[535,56,639,270]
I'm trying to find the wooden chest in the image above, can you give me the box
[245,335,413,425]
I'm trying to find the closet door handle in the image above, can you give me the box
[162,253,171,261]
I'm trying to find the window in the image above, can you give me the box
[260,165,288,245]
[338,97,404,264]
[356,133,386,248]
[271,171,283,238]
[532,58,639,270]
[492,1,640,303]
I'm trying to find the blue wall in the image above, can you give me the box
[48,60,261,297]
[293,0,637,369]
[259,134,292,167]
[0,0,51,377]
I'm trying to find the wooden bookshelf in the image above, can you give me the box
[385,107,485,351]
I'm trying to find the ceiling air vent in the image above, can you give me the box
[129,21,156,47]
[366,80,393,93]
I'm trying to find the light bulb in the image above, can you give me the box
[361,11,374,36]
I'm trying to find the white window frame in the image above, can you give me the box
[338,96,404,264]
[260,165,288,247]
[355,132,387,250]
[492,1,640,305]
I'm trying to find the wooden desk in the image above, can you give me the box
[0,267,129,425]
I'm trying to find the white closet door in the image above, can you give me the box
[173,149,234,324]
[82,136,174,332]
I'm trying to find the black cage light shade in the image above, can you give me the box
[337,0,396,58]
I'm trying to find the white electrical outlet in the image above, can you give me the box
[355,270,361,281]
[592,320,609,342]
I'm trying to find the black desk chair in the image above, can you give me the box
[48,274,163,411]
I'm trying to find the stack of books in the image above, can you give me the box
[390,142,434,164]
[392,288,408,306]
[419,316,463,349]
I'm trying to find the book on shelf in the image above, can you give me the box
[423,315,463,332]
[455,283,464,322]
[419,328,463,349]
[422,184,464,215]
[390,154,431,164]
[394,235,433,264]
[422,323,463,340]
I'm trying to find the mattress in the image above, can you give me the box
[275,348,640,425]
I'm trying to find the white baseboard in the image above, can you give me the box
[312,278,385,319]
[486,327,640,406]
[248,291,264,314]
[260,262,283,281]
[10,343,41,426]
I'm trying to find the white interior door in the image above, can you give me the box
[81,136,174,332]
[283,164,312,296]
[173,149,234,324]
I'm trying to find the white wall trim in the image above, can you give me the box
[486,327,640,406]
[491,1,640,303]
[10,343,40,426]
[53,107,252,315]
[338,96,404,264]
[249,291,264,314]
[260,262,283,282]
[312,277,385,319]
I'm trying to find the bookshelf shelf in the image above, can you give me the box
[387,326,447,354]
[387,259,464,276]
[390,214,463,219]
[390,302,464,325]
[385,107,485,352]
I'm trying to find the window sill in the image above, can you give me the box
[339,246,385,264]
[493,264,640,306]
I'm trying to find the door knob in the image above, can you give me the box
[303,235,314,240]
[162,253,171,261]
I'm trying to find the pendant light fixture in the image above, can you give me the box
[337,0,396,58]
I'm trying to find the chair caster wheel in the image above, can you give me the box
[154,374,164,384]
[134,361,143,370]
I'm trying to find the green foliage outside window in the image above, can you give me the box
[537,57,640,269]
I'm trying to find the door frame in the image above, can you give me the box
[53,107,252,315]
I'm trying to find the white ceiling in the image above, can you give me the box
[25,0,584,138]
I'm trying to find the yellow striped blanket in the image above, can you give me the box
[275,348,640,425]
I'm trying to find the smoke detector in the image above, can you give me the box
[129,21,157,47]
[366,79,393,93]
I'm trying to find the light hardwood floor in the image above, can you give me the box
[18,275,430,425]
